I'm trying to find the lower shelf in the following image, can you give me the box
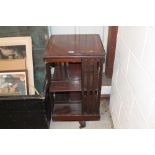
[52,115,100,121]
[53,103,81,115]
[52,103,100,121]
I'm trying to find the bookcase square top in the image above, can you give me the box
[44,34,105,59]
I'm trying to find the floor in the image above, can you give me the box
[50,99,113,129]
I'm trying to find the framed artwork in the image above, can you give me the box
[0,71,28,96]
[0,45,26,60]
[0,37,35,95]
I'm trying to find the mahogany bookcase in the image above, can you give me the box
[44,34,105,128]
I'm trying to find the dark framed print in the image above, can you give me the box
[0,71,28,96]
[0,45,26,60]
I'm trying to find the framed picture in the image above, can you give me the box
[0,45,26,60]
[0,71,28,96]
[0,37,35,95]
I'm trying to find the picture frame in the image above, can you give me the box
[0,37,35,95]
[0,71,28,96]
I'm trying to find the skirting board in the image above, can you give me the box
[101,86,111,95]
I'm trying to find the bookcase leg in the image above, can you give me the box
[79,121,86,128]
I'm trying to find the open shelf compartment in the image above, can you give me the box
[50,63,81,92]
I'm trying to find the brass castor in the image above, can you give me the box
[79,121,86,128]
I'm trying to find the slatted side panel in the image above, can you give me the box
[81,58,103,115]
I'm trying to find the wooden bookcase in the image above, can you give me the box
[44,34,105,128]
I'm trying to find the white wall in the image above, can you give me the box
[110,27,155,128]
[49,26,76,35]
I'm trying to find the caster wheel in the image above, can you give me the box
[79,121,86,128]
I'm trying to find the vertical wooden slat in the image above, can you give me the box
[56,63,61,80]
[95,59,100,113]
[86,59,91,113]
[92,59,97,113]
[60,63,64,79]
[56,62,66,80]
[81,59,85,114]
[64,62,68,78]
[97,58,103,113]
[46,63,51,90]
[50,92,54,114]
[45,63,53,120]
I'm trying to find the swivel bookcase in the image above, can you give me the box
[44,34,105,128]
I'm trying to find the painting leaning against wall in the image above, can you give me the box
[0,71,28,96]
